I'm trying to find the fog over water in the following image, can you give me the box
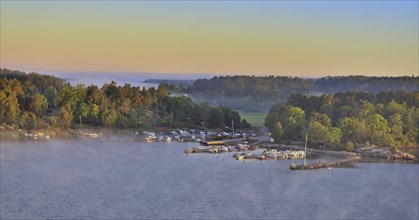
[54,73,214,87]
[1,137,418,219]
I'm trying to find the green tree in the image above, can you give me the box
[18,111,29,128]
[309,112,331,127]
[265,104,306,140]
[26,113,37,130]
[43,85,57,108]
[195,103,211,126]
[281,106,306,140]
[306,120,341,148]
[30,94,48,117]
[101,108,117,127]
[55,84,77,110]
[87,104,100,125]
[142,89,153,108]
[351,100,375,119]
[58,105,73,128]
[156,84,170,101]
[337,117,368,144]
[241,119,252,129]
[366,114,394,146]
[0,89,20,123]
[325,127,342,147]
[384,100,406,118]
[306,121,327,142]
[208,107,224,129]
[388,113,407,146]
[271,122,284,142]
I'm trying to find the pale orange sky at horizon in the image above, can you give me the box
[1,1,418,77]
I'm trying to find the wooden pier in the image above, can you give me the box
[199,141,225,146]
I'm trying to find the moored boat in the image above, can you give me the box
[145,135,157,142]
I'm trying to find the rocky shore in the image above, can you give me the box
[289,145,417,170]
[184,141,417,171]
[356,146,417,161]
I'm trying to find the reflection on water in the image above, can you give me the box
[1,137,418,219]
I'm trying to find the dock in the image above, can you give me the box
[290,156,361,170]
[199,141,225,146]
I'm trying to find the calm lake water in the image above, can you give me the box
[1,137,418,219]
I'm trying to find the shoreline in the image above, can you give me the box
[2,125,417,164]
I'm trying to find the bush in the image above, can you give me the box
[345,141,355,152]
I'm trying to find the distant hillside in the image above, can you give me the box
[185,75,418,112]
[315,75,418,93]
[143,79,195,85]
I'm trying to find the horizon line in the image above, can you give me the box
[1,67,417,79]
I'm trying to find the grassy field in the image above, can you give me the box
[236,110,267,127]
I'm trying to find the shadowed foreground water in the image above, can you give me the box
[1,137,418,219]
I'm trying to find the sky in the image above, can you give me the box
[1,1,418,77]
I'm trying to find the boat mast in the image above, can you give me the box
[232,119,234,135]
[304,132,307,165]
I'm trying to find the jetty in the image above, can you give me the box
[199,141,225,146]
[290,156,361,170]
[290,132,361,170]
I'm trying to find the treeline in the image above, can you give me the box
[265,90,418,151]
[184,75,418,112]
[189,75,418,98]
[316,75,419,93]
[0,68,66,93]
[190,75,314,101]
[0,69,245,130]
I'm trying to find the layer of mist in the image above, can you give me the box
[55,73,214,87]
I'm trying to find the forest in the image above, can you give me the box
[185,75,418,112]
[0,69,244,131]
[265,90,419,151]
[1,68,418,150]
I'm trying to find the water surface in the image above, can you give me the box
[1,138,418,219]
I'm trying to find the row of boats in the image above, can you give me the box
[145,135,172,142]
[184,144,256,154]
[22,132,50,140]
[184,144,307,161]
[262,149,306,159]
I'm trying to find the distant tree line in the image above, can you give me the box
[265,90,418,151]
[189,75,314,101]
[0,69,245,130]
[182,75,418,112]
[316,75,419,93]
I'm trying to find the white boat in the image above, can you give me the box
[256,155,266,160]
[287,151,299,158]
[83,132,100,138]
[233,153,246,160]
[297,151,306,158]
[277,154,288,159]
[265,153,278,159]
[236,155,244,160]
[145,135,157,142]
[262,149,277,156]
